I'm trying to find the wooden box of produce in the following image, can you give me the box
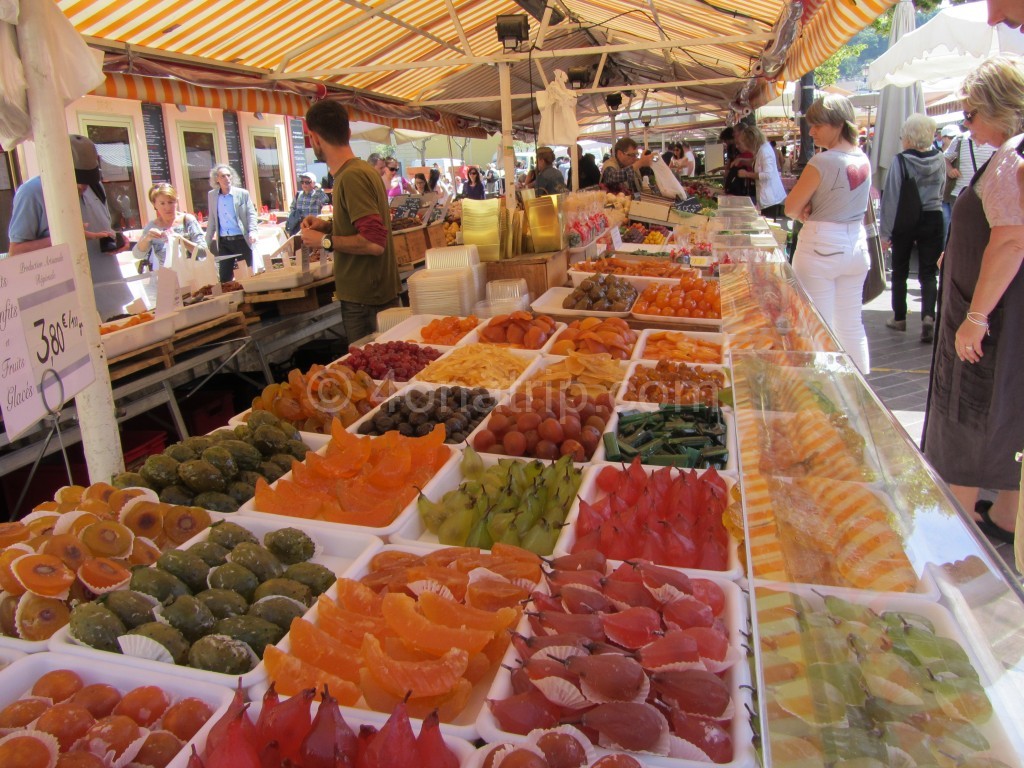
[425,222,446,249]
[484,249,568,301]
[392,227,428,266]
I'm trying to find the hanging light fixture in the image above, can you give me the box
[605,92,623,112]
[496,14,529,52]
[567,66,590,90]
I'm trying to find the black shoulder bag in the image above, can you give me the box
[891,153,922,239]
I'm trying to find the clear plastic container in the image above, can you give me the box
[375,306,414,333]
[486,278,529,301]
[425,244,480,269]
[472,296,529,317]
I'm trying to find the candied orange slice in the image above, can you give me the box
[368,550,423,573]
[79,521,134,558]
[316,595,392,647]
[358,668,472,721]
[465,579,529,612]
[417,591,519,635]
[83,482,118,502]
[334,578,383,616]
[381,592,492,656]
[362,633,468,698]
[290,460,335,494]
[305,450,360,481]
[267,479,323,519]
[127,537,161,567]
[0,522,29,548]
[335,480,402,528]
[422,547,481,569]
[39,534,90,571]
[263,645,360,703]
[15,593,70,641]
[289,618,362,682]
[489,543,542,567]
[163,506,211,545]
[78,558,131,594]
[0,545,33,596]
[12,554,76,599]
[119,500,165,542]
[366,444,411,489]
[359,565,411,594]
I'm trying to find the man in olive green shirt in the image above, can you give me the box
[300,100,401,343]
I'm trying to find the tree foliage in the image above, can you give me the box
[815,44,868,88]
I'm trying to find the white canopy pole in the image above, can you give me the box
[17,0,124,483]
[498,62,516,210]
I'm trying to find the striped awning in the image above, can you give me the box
[781,0,896,82]
[97,72,309,115]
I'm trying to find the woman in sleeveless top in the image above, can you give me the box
[923,55,1024,544]
[784,94,873,372]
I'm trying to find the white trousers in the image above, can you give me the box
[792,219,871,373]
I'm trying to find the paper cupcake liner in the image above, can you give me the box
[117,633,175,664]
[0,729,59,767]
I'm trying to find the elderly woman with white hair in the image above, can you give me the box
[206,164,258,282]
[879,113,947,341]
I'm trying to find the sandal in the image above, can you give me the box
[975,500,1015,545]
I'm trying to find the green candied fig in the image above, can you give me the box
[70,602,126,653]
[188,634,257,675]
[158,484,194,506]
[129,621,190,664]
[129,566,191,603]
[213,615,283,658]
[237,470,263,487]
[258,461,285,484]
[177,459,226,494]
[161,594,217,642]
[98,590,157,629]
[226,481,256,505]
[245,410,280,431]
[227,543,284,582]
[193,491,239,513]
[207,520,258,549]
[252,425,288,456]
[270,453,297,473]
[112,472,150,490]
[156,550,210,594]
[164,443,197,463]
[248,595,307,631]
[140,454,180,489]
[207,429,236,443]
[278,422,301,442]
[282,562,335,597]
[183,436,214,454]
[253,578,313,607]
[188,540,230,567]
[233,425,253,442]
[284,439,309,461]
[207,563,259,602]
[219,439,263,471]
[264,528,315,565]
[195,588,249,620]
[201,446,239,480]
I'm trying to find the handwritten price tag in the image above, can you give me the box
[0,245,94,439]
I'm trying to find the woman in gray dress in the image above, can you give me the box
[923,54,1024,543]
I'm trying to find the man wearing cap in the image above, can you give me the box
[284,172,330,236]
[8,134,132,320]
[943,123,996,238]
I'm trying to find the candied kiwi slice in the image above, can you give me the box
[156,550,211,595]
[206,521,258,550]
[227,543,284,583]
[195,589,249,620]
[163,506,212,546]
[69,602,126,653]
[264,528,315,565]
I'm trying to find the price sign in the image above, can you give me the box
[0,245,95,440]
[610,226,623,250]
[675,196,703,214]
[689,255,712,268]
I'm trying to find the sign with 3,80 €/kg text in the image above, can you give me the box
[0,245,94,440]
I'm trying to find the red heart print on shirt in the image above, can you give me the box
[846,162,869,190]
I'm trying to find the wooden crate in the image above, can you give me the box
[243,276,336,315]
[425,223,446,250]
[484,249,569,301]
[107,340,173,382]
[171,311,248,356]
[392,227,428,266]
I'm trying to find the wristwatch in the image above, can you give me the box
[321,235,333,251]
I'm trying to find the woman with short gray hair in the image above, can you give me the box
[879,113,946,341]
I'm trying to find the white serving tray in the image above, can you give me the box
[373,313,483,346]
[459,320,567,356]
[630,308,723,328]
[101,313,176,358]
[512,353,630,399]
[552,461,742,581]
[0,651,234,768]
[239,268,314,293]
[631,327,730,364]
[346,382,501,444]
[617,359,731,408]
[48,519,383,689]
[476,573,754,768]
[604,403,738,474]
[413,344,545,393]
[531,286,634,318]
[173,293,232,331]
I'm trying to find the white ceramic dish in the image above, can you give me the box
[239,268,314,292]
[552,461,742,581]
[236,443,462,541]
[604,403,738,474]
[0,645,26,669]
[631,327,730,364]
[531,286,634,318]
[0,651,234,768]
[101,313,177,358]
[48,519,383,689]
[0,634,48,654]
[225,410,334,452]
[630,309,723,328]
[173,293,232,331]
[373,313,483,346]
[476,573,754,768]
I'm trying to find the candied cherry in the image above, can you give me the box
[114,685,170,727]
[71,684,122,718]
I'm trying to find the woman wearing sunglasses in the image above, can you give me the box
[383,157,414,198]
[923,54,1024,546]
[462,166,486,200]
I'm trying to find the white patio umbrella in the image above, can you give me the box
[867,1,1024,91]
[868,0,926,189]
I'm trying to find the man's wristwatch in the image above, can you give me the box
[321,235,333,251]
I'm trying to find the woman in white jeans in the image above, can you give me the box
[784,95,873,372]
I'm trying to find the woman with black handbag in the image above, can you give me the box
[879,114,946,342]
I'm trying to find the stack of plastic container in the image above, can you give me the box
[426,244,487,301]
[474,278,530,317]
[408,268,477,315]
[375,306,414,333]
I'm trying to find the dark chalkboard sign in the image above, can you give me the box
[223,112,245,186]
[391,196,423,221]
[141,103,170,184]
[675,196,703,213]
[289,119,307,176]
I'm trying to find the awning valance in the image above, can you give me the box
[780,0,895,82]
